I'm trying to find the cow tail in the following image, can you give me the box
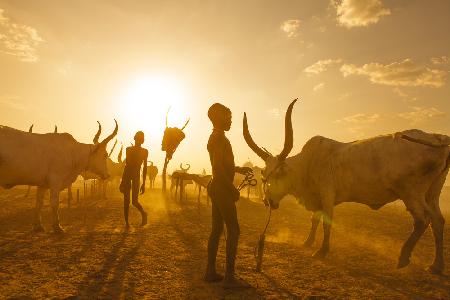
[446,149,450,171]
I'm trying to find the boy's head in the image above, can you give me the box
[134,131,145,145]
[208,103,232,131]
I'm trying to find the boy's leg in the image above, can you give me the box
[123,180,131,227]
[131,178,147,226]
[215,195,249,288]
[205,198,224,282]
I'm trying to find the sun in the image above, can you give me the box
[118,74,189,142]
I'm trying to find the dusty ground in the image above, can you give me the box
[0,182,450,299]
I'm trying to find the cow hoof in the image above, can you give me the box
[32,224,45,233]
[397,256,410,269]
[427,265,443,275]
[53,225,65,234]
[312,248,328,259]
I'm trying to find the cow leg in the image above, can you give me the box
[303,211,321,247]
[24,185,32,198]
[398,199,429,269]
[33,187,46,232]
[428,204,445,274]
[425,173,447,274]
[67,185,73,208]
[50,189,64,233]
[313,202,334,258]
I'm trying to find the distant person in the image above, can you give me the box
[204,103,252,288]
[119,131,148,227]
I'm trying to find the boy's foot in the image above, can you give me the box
[203,272,224,283]
[223,276,251,289]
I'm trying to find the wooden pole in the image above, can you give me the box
[162,156,169,192]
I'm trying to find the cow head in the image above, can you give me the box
[243,99,297,209]
[88,120,119,179]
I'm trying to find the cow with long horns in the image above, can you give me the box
[147,161,158,189]
[0,120,118,233]
[170,163,193,197]
[243,99,450,274]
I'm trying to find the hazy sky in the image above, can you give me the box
[0,0,449,173]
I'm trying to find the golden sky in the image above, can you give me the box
[0,0,449,173]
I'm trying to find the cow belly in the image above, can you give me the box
[336,183,399,210]
[0,165,48,187]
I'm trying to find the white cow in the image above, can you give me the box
[0,120,118,233]
[243,99,450,274]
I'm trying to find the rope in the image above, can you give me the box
[237,172,257,191]
[254,202,272,272]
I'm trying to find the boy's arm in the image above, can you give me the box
[140,150,148,194]
[235,166,253,175]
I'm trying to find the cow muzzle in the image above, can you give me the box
[269,199,279,209]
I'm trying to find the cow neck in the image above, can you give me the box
[73,143,95,175]
[285,155,303,199]
[84,144,95,173]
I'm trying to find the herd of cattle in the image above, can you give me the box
[1,99,450,274]
[0,120,262,229]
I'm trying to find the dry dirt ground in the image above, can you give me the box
[1,182,450,299]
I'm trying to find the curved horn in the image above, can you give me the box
[28,124,33,133]
[118,145,123,163]
[100,119,118,145]
[180,163,190,171]
[166,107,171,128]
[278,98,298,160]
[54,125,58,133]
[243,113,270,161]
[108,139,118,157]
[181,118,190,130]
[93,121,101,144]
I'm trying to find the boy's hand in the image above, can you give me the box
[237,166,253,176]
[140,184,145,194]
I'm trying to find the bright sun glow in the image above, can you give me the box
[118,74,189,144]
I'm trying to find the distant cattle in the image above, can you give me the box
[147,161,158,189]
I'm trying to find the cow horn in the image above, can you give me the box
[180,163,190,171]
[278,98,297,161]
[28,124,33,133]
[181,118,190,130]
[100,119,118,145]
[166,107,171,128]
[93,121,101,144]
[54,125,58,133]
[243,113,270,161]
[118,145,123,163]
[108,139,118,157]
